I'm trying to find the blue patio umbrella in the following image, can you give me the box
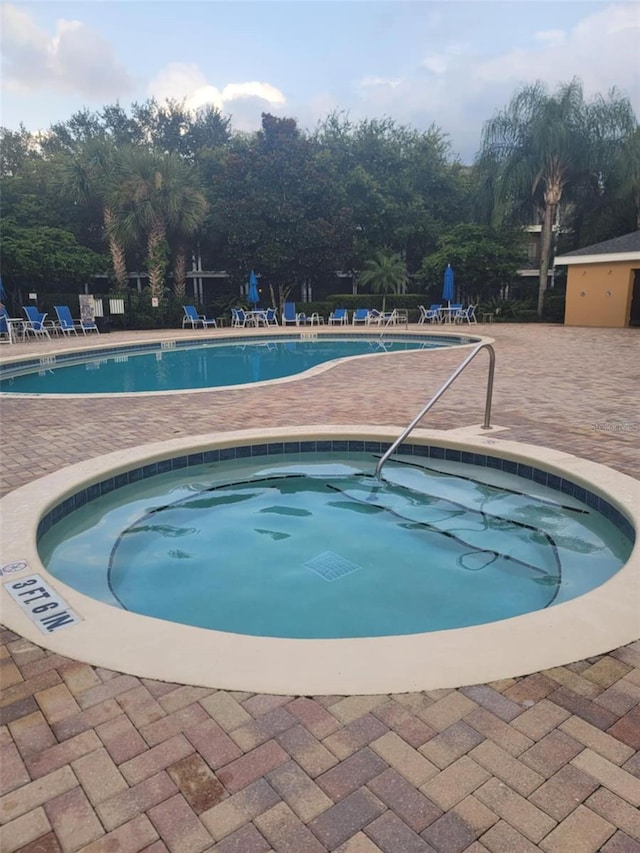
[442,264,455,307]
[248,270,259,306]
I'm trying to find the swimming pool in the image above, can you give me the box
[38,450,632,639]
[2,426,638,694]
[0,332,476,394]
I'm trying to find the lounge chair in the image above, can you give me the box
[54,305,79,335]
[182,305,217,329]
[282,302,306,325]
[328,307,348,325]
[368,309,398,326]
[419,304,442,324]
[55,304,100,335]
[23,306,52,340]
[352,308,371,325]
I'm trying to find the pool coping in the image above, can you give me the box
[1,424,638,695]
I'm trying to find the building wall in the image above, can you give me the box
[564,261,634,327]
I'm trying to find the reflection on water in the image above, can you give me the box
[1,337,457,394]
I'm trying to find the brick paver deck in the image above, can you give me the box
[1,323,639,852]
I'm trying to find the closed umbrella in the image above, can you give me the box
[248,270,259,306]
[442,264,455,308]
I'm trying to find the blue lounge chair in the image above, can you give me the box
[59,304,100,334]
[182,305,217,329]
[23,306,52,340]
[328,307,348,325]
[368,309,397,325]
[54,304,88,336]
[352,308,371,325]
[282,302,306,325]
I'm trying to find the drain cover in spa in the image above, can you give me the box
[304,551,362,582]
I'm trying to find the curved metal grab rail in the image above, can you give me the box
[376,341,496,478]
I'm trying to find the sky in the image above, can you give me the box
[1,1,639,163]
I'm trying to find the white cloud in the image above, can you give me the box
[221,82,286,105]
[147,62,286,129]
[421,55,448,76]
[357,76,402,90]
[474,4,639,97]
[146,62,208,103]
[350,3,639,162]
[534,30,566,48]
[0,4,132,98]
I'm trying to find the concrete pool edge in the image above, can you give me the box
[1,424,638,695]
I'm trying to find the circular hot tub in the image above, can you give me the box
[1,426,638,695]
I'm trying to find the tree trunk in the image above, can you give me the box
[538,180,562,318]
[173,246,186,300]
[104,207,128,292]
[147,224,167,302]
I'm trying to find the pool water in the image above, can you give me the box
[0,337,460,394]
[38,453,632,638]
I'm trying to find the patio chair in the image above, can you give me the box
[23,306,52,340]
[182,305,217,329]
[282,302,306,325]
[419,304,442,324]
[231,308,247,327]
[328,307,348,325]
[455,304,478,324]
[54,305,82,336]
[264,307,279,326]
[352,308,371,325]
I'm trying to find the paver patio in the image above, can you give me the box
[1,323,639,852]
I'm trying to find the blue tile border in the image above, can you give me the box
[35,440,636,546]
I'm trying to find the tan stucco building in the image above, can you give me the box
[555,231,640,328]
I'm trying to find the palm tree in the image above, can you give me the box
[357,250,409,312]
[614,127,640,230]
[478,79,634,317]
[65,138,129,291]
[114,149,208,303]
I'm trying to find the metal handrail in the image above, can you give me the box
[375,341,496,478]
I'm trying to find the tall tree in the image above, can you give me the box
[611,126,640,231]
[209,113,352,297]
[477,79,635,316]
[114,149,208,302]
[357,250,409,312]
[314,113,468,274]
[65,139,129,291]
[418,224,525,304]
